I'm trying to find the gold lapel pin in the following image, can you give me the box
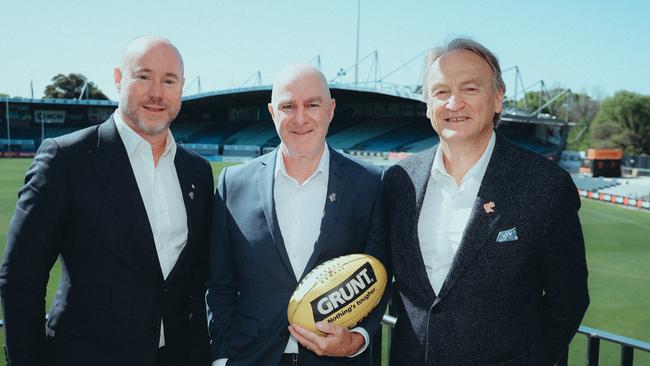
[328,193,337,203]
[483,201,495,214]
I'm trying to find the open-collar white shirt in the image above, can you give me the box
[418,131,496,295]
[114,113,187,347]
[275,145,330,354]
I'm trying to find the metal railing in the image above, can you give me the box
[379,315,650,366]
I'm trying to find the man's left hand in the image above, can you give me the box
[288,321,365,357]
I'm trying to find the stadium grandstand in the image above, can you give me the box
[0,84,571,162]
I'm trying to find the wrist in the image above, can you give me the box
[348,332,365,355]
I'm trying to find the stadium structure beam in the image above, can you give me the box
[354,0,361,85]
[4,98,10,155]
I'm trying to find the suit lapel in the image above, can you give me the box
[165,146,199,282]
[402,147,438,300]
[90,118,163,277]
[258,149,295,279]
[436,135,512,301]
[302,147,347,279]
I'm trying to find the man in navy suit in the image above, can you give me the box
[206,64,390,366]
[0,36,213,366]
[385,39,589,365]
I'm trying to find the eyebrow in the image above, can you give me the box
[277,96,324,105]
[430,79,482,90]
[133,68,179,80]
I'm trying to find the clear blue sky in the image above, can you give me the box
[1,0,648,101]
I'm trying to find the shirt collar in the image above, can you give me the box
[113,112,176,159]
[431,130,496,184]
[274,143,330,185]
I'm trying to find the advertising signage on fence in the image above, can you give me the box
[35,110,66,124]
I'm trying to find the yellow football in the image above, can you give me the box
[287,254,387,334]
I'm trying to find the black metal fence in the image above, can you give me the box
[379,315,650,366]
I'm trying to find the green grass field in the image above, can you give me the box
[1,158,649,365]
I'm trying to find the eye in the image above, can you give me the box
[280,104,295,111]
[164,79,177,85]
[306,103,320,108]
[137,74,149,80]
[432,90,449,98]
[463,87,479,94]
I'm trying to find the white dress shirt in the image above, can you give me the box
[114,113,188,347]
[418,132,496,294]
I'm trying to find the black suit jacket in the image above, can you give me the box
[206,147,390,366]
[0,117,214,366]
[385,133,589,366]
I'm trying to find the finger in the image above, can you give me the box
[315,321,346,336]
[288,325,319,351]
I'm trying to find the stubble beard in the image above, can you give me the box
[122,102,178,138]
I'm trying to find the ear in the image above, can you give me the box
[328,98,336,122]
[426,102,432,119]
[495,88,504,113]
[113,68,123,92]
[267,102,275,121]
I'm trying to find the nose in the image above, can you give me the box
[294,105,308,126]
[445,94,463,111]
[148,80,163,100]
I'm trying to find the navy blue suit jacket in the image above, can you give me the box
[385,133,589,366]
[206,147,390,366]
[0,118,214,366]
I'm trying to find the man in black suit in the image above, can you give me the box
[385,38,589,365]
[206,64,390,366]
[0,36,213,366]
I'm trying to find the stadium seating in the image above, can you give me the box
[189,121,252,144]
[327,118,408,150]
[223,121,276,147]
[170,123,203,143]
[351,120,433,152]
[402,135,440,152]
[572,176,620,191]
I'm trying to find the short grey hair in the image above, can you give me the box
[422,38,506,126]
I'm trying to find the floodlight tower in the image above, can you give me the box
[354,0,360,85]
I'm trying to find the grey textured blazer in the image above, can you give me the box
[206,146,391,366]
[385,133,589,366]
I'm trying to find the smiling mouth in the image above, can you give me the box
[143,105,166,112]
[291,130,314,136]
[446,116,470,122]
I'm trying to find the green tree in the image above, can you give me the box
[0,92,9,98]
[43,73,108,100]
[590,91,650,154]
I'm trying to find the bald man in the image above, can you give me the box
[206,64,390,366]
[0,36,214,366]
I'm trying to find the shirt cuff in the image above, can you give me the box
[347,327,369,357]
[213,358,228,366]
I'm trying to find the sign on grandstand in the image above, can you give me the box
[35,110,65,124]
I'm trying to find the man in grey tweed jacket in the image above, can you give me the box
[385,38,589,365]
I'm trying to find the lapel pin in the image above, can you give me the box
[483,201,495,214]
[189,184,196,200]
[328,193,337,203]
